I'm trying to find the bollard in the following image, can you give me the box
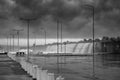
[56,76,64,80]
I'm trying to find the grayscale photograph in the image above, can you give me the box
[0,0,120,80]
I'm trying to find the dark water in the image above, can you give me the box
[16,52,120,80]
[95,53,120,67]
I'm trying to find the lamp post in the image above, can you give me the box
[40,28,47,64]
[9,35,12,52]
[90,6,95,79]
[13,29,23,52]
[57,19,60,74]
[83,5,95,79]
[6,36,9,52]
[63,42,67,64]
[12,34,15,51]
[20,18,37,61]
[10,33,15,51]
[10,32,15,52]
[60,21,63,53]
[40,28,47,51]
[56,19,63,74]
[33,32,37,52]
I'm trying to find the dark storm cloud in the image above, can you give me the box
[12,0,84,21]
[0,0,13,19]
[1,0,120,22]
[12,0,49,19]
[0,0,94,22]
[4,0,92,33]
[94,0,120,31]
[0,0,120,38]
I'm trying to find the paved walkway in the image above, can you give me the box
[0,54,32,80]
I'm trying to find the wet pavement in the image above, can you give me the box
[0,54,32,80]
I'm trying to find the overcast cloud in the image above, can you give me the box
[0,0,120,39]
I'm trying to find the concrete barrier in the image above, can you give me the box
[8,53,65,80]
[19,60,64,80]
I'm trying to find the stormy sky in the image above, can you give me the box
[0,0,120,39]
